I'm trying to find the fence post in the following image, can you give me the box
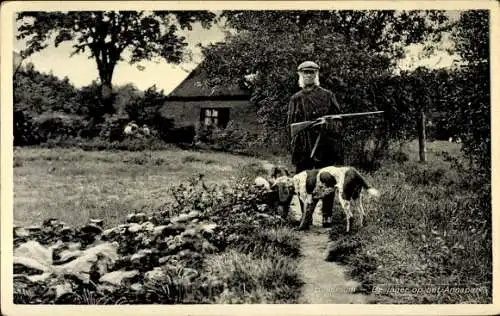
[417,110,427,163]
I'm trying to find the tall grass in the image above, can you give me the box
[326,141,491,304]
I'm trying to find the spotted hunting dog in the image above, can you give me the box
[293,166,380,232]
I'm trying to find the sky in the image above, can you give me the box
[13,11,462,95]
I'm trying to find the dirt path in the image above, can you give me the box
[290,198,371,304]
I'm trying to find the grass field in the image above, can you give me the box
[13,147,278,228]
[12,140,492,304]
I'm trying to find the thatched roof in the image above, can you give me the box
[167,64,251,101]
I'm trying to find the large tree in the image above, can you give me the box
[16,10,216,120]
[449,10,490,172]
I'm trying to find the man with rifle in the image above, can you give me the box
[287,61,384,228]
[286,60,344,228]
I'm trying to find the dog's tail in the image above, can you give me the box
[352,168,380,198]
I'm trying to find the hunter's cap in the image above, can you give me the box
[297,61,320,72]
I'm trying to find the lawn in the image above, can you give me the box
[13,147,276,228]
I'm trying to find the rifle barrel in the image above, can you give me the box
[335,110,384,118]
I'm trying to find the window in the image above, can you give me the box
[200,107,230,128]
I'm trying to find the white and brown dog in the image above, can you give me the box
[293,166,380,232]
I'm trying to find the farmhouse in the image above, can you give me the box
[161,64,257,130]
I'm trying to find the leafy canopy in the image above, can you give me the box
[220,10,451,59]
[17,11,217,67]
[199,10,451,156]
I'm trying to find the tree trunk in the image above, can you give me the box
[99,71,116,118]
[95,52,117,118]
[417,110,427,163]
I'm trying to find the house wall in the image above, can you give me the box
[160,100,258,130]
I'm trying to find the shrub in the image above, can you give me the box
[98,115,130,142]
[161,125,196,145]
[14,110,45,146]
[194,121,279,157]
[35,113,86,140]
[125,85,166,127]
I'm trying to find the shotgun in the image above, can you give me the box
[290,110,385,141]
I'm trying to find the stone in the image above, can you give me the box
[89,218,104,227]
[181,228,198,238]
[171,213,190,223]
[187,210,202,220]
[102,227,117,237]
[200,223,218,235]
[140,221,155,232]
[127,223,142,233]
[135,212,148,223]
[81,224,103,235]
[131,283,143,292]
[158,256,170,265]
[100,270,138,286]
[14,227,30,238]
[26,225,42,232]
[153,225,168,237]
[145,267,166,281]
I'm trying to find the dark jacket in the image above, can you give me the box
[286,86,344,169]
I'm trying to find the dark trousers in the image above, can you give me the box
[294,158,337,224]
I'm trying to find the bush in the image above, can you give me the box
[162,125,196,145]
[14,110,45,146]
[194,121,281,157]
[98,115,130,142]
[125,85,166,127]
[35,113,88,141]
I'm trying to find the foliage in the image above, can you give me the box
[14,110,45,146]
[200,10,451,163]
[35,112,87,141]
[14,64,80,115]
[220,10,451,59]
[195,121,258,153]
[124,85,167,126]
[76,80,114,120]
[98,114,130,142]
[448,10,490,174]
[16,10,217,116]
[161,125,195,145]
[13,174,301,304]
